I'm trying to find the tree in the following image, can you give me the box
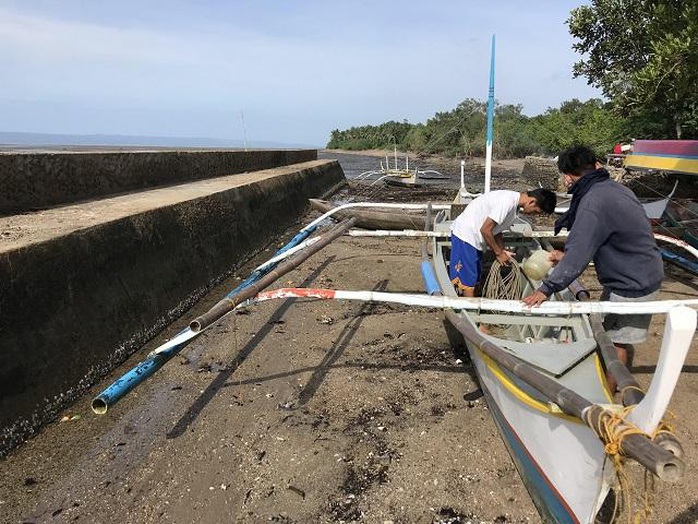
[568,0,698,138]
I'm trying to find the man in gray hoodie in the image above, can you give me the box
[522,145,664,392]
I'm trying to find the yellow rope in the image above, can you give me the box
[619,384,646,402]
[583,406,682,523]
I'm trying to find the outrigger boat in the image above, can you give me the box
[355,144,448,186]
[422,197,695,522]
[91,36,698,524]
[663,199,698,250]
[554,180,679,220]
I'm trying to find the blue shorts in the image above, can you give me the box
[449,236,483,294]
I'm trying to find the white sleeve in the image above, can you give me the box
[487,194,516,225]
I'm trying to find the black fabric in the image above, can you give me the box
[554,168,610,234]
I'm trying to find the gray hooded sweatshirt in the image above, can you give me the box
[538,179,663,298]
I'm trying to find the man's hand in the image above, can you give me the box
[548,250,564,266]
[522,290,548,307]
[495,250,515,265]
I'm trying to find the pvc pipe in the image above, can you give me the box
[420,261,441,296]
[347,230,445,238]
[252,287,698,316]
[305,201,451,232]
[91,328,199,414]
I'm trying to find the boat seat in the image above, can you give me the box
[495,336,597,377]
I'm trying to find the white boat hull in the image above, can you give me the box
[467,341,614,523]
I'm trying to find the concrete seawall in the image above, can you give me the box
[0,149,317,216]
[0,158,346,455]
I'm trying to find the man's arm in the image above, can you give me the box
[523,207,607,305]
[481,218,514,265]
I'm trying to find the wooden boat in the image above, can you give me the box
[424,198,692,523]
[309,198,427,230]
[625,140,698,176]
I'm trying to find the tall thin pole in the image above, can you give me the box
[240,110,248,151]
[484,35,496,193]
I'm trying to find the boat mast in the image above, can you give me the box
[484,35,495,193]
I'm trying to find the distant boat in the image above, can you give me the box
[354,145,448,186]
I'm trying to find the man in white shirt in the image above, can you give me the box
[450,188,556,296]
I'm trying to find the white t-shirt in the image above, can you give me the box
[450,190,520,251]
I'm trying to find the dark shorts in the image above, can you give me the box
[449,236,482,294]
[601,289,659,344]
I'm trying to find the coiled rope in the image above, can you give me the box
[483,259,523,300]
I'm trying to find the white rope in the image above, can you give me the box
[483,260,523,300]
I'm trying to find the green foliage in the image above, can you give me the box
[327,97,620,158]
[568,0,698,138]
[326,120,413,150]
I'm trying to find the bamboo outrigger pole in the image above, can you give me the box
[91,218,356,414]
[189,218,356,332]
[567,279,685,458]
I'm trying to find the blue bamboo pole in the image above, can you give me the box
[484,34,496,193]
[91,226,318,414]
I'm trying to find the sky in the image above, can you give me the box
[0,1,601,147]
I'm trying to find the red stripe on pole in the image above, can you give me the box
[256,288,337,301]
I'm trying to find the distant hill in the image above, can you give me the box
[0,131,317,150]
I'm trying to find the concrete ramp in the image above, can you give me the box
[0,157,346,455]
